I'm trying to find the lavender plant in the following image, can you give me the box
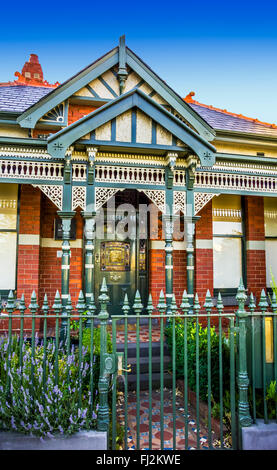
[0,335,98,437]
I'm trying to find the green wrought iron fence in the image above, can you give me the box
[0,279,277,450]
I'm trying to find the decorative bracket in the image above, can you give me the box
[72,186,86,211]
[165,152,178,189]
[86,146,98,184]
[173,191,186,215]
[140,189,166,214]
[194,192,219,215]
[95,187,122,211]
[32,184,63,210]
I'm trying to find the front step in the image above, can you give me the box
[116,340,172,391]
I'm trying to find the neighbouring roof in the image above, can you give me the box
[184,92,277,138]
[0,86,52,113]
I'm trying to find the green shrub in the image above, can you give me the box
[165,317,230,402]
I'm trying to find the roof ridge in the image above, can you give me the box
[184,91,277,129]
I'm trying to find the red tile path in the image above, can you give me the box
[117,389,214,450]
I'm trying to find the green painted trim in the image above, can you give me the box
[111,118,116,141]
[86,84,100,98]
[17,48,119,129]
[0,178,64,185]
[216,152,277,165]
[131,108,137,143]
[98,76,118,98]
[215,129,277,143]
[0,120,18,126]
[195,187,277,197]
[0,137,47,146]
[69,95,111,105]
[47,88,216,165]
[82,140,185,153]
[126,47,215,141]
[152,121,157,145]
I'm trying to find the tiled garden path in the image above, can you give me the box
[117,389,213,450]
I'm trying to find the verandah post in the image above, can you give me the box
[163,214,177,316]
[57,210,75,344]
[236,279,252,433]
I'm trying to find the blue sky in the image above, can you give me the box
[1,0,277,123]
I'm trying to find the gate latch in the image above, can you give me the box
[103,353,117,376]
[117,352,131,375]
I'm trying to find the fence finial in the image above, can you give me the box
[133,290,143,315]
[171,293,177,315]
[236,278,247,305]
[204,289,213,311]
[216,292,223,313]
[193,293,201,313]
[6,290,15,314]
[29,290,38,312]
[249,292,256,314]
[52,290,62,312]
[76,290,86,312]
[157,290,166,313]
[271,291,277,311]
[19,293,26,314]
[180,290,190,314]
[122,293,130,315]
[146,294,154,315]
[259,289,269,313]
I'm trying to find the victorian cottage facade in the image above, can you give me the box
[0,37,276,328]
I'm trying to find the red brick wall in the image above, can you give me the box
[244,196,266,297]
[149,249,165,308]
[17,185,41,304]
[39,195,83,307]
[68,104,97,126]
[195,200,213,302]
[16,185,41,331]
[173,250,186,306]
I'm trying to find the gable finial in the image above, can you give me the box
[118,35,128,95]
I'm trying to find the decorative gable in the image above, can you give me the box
[17,36,215,143]
[47,88,216,167]
[88,108,186,147]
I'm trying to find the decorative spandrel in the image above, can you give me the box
[100,241,130,272]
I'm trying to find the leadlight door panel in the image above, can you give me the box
[94,239,137,315]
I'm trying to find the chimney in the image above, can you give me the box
[21,54,44,82]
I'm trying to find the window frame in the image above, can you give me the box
[0,184,20,299]
[213,195,247,297]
